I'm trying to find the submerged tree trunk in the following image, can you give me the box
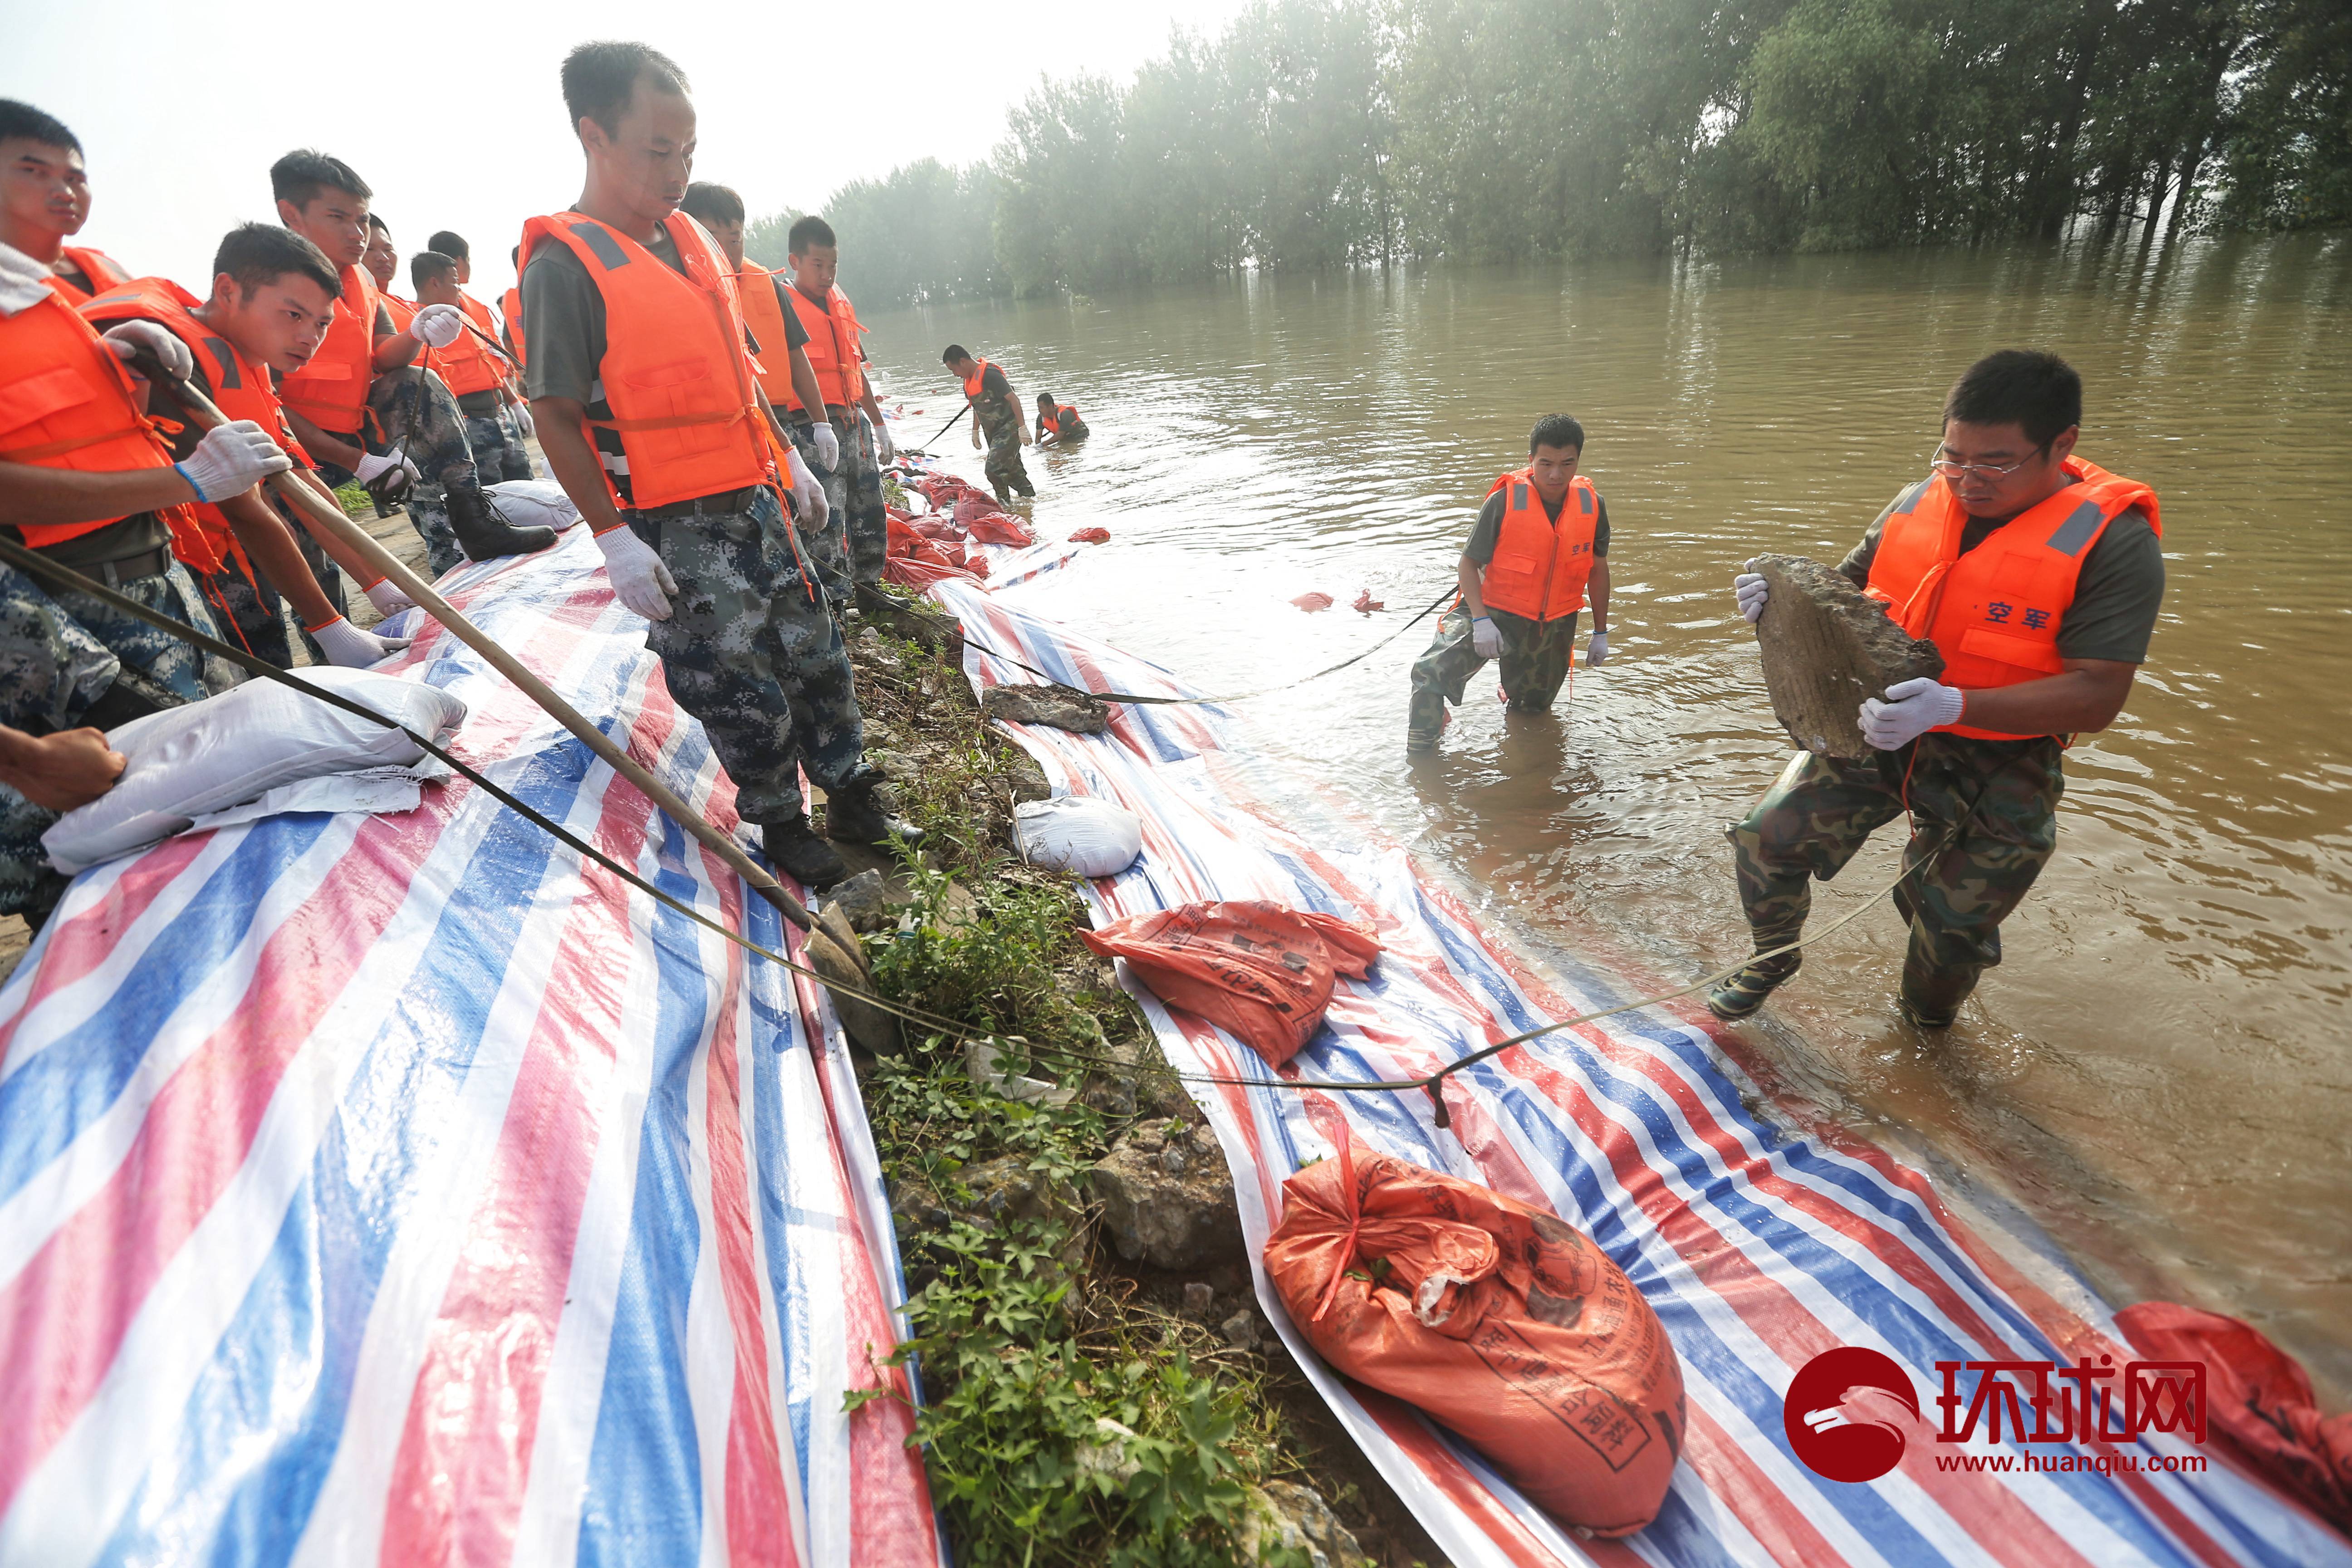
[2031,0,2122,237]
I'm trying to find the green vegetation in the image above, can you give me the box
[746,0,2350,300]
[332,481,375,518]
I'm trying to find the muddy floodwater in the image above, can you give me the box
[861,234,2352,1399]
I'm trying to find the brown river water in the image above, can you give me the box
[859,235,2352,1400]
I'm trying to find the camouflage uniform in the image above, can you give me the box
[462,402,536,486]
[782,416,854,611]
[1406,604,1580,746]
[194,557,296,669]
[846,409,888,588]
[1729,733,2063,1014]
[974,399,1033,501]
[0,560,239,917]
[626,485,874,827]
[367,364,484,579]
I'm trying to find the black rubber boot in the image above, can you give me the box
[447,481,556,561]
[762,813,847,889]
[824,778,923,849]
[1897,961,1978,1029]
[1706,951,1802,1021]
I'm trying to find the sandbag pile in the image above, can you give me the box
[1078,899,1379,1067]
[1265,1135,1686,1538]
[882,473,1043,588]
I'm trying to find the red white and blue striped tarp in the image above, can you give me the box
[0,532,942,1568]
[927,566,2352,1568]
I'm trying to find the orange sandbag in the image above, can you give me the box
[1292,591,1334,612]
[1069,526,1111,544]
[2117,1303,2352,1531]
[1078,900,1377,1067]
[1266,1137,1686,1537]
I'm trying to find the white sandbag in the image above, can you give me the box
[485,480,584,532]
[42,668,468,874]
[1014,795,1142,878]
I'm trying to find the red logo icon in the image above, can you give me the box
[1785,1348,1919,1483]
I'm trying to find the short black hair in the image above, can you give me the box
[942,344,970,364]
[681,182,745,227]
[787,215,836,255]
[366,213,390,235]
[411,250,460,293]
[211,222,343,302]
[0,100,80,155]
[271,149,371,209]
[561,41,691,137]
[426,230,468,262]
[1943,349,2082,451]
[1529,414,1585,455]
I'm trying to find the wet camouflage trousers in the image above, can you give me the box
[783,417,855,611]
[463,402,536,487]
[0,560,238,917]
[1730,733,2064,1005]
[976,406,1033,500]
[847,409,887,587]
[627,486,870,826]
[1406,604,1579,743]
[367,366,484,579]
[196,558,295,669]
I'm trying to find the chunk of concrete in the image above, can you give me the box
[1089,1120,1241,1271]
[981,682,1110,734]
[807,903,902,1056]
[1751,553,1945,758]
[1237,1480,1373,1568]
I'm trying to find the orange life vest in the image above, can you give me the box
[278,260,378,437]
[1038,402,1081,437]
[500,284,525,371]
[436,313,518,399]
[382,292,417,333]
[1478,470,1600,623]
[1863,456,2160,740]
[0,288,195,552]
[962,357,995,405]
[458,290,498,343]
[732,260,798,407]
[780,279,865,413]
[44,246,134,306]
[517,210,772,512]
[78,277,323,577]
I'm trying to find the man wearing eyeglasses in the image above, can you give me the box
[1712,349,2165,1028]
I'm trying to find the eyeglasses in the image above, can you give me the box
[1927,447,2044,481]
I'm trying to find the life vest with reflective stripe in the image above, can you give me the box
[44,246,134,306]
[780,279,865,412]
[517,210,772,512]
[79,277,322,576]
[962,358,994,404]
[1038,402,1082,440]
[0,287,200,553]
[1478,470,1599,623]
[1864,456,2161,740]
[277,260,376,436]
[732,261,798,406]
[500,285,525,370]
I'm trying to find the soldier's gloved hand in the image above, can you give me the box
[809,421,840,472]
[970,420,982,450]
[176,419,291,502]
[872,419,895,465]
[1586,629,1608,666]
[1735,561,1768,623]
[514,402,536,440]
[363,577,416,617]
[309,616,412,668]
[407,302,465,349]
[594,523,676,621]
[1860,677,1966,750]
[1470,616,1501,658]
[102,319,193,381]
[785,446,828,528]
[353,450,421,487]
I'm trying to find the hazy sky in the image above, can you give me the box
[3,1,1248,301]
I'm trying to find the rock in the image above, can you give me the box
[1751,553,1946,759]
[1090,1122,1241,1271]
[1004,748,1053,804]
[821,868,893,933]
[1075,1416,1142,1485]
[855,580,965,665]
[981,682,1110,734]
[965,1036,1077,1107]
[1182,1281,1216,1315]
[806,904,902,1056]
[1221,1308,1262,1351]
[1237,1480,1372,1568]
[950,1152,1083,1230]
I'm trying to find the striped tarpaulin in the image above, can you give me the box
[0,532,941,1568]
[929,569,2352,1568]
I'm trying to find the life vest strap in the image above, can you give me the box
[588,407,751,435]
[0,421,153,465]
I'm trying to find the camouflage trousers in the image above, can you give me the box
[977,409,1033,500]
[1406,604,1579,744]
[626,486,872,826]
[196,557,295,670]
[1729,734,2064,1007]
[783,416,856,612]
[0,559,239,918]
[368,366,483,578]
[847,409,887,588]
[462,402,536,486]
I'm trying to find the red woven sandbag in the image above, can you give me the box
[1079,900,1377,1067]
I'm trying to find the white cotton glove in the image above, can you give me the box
[1470,616,1502,658]
[1734,560,1769,624]
[809,420,840,472]
[594,524,676,621]
[1859,676,1967,751]
[175,419,291,502]
[785,446,829,528]
[364,578,416,617]
[309,616,411,668]
[101,319,193,381]
[514,402,536,440]
[872,419,895,465]
[353,450,421,486]
[407,302,465,349]
[970,420,982,450]
[1586,629,1608,666]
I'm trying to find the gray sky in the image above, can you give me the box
[3,1,1247,301]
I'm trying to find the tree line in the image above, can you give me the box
[745,0,2351,305]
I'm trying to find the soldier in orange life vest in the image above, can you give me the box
[1716,349,2168,1028]
[1407,414,1612,756]
[425,229,539,453]
[782,215,894,599]
[412,250,536,487]
[269,149,552,573]
[0,99,133,307]
[363,214,402,302]
[524,42,905,890]
[1034,392,1088,446]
